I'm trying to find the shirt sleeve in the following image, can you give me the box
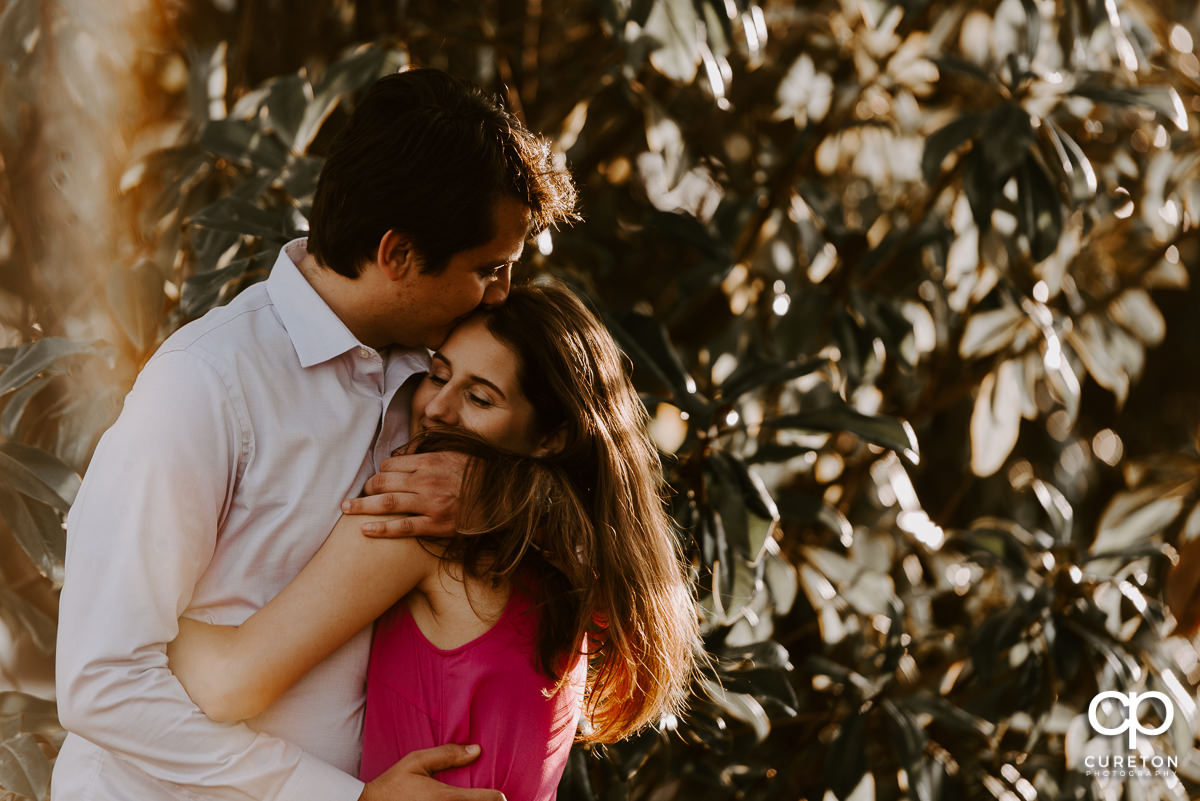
[55,349,365,801]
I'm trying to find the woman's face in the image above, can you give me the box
[411,316,544,454]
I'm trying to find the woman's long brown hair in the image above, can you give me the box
[411,281,700,743]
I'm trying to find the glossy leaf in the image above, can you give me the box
[1091,486,1186,555]
[291,47,398,153]
[921,112,981,184]
[1073,84,1188,130]
[959,305,1025,359]
[0,338,103,398]
[718,356,826,404]
[0,485,64,588]
[883,700,934,801]
[106,259,165,353]
[604,310,708,419]
[826,709,867,799]
[0,442,80,512]
[763,405,918,459]
[0,694,60,741]
[265,74,310,148]
[187,196,296,241]
[0,731,51,801]
[199,118,290,171]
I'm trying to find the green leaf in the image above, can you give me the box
[1019,0,1041,61]
[294,47,393,153]
[981,102,1034,181]
[0,731,52,801]
[959,305,1025,359]
[701,508,736,618]
[0,582,57,653]
[931,55,994,85]
[699,678,770,742]
[827,709,867,800]
[1073,84,1188,131]
[265,74,311,149]
[1044,121,1097,202]
[0,375,52,440]
[970,359,1024,477]
[604,310,708,421]
[187,196,297,241]
[716,665,798,714]
[0,693,60,742]
[0,0,40,74]
[0,338,102,398]
[921,112,981,184]
[0,443,80,512]
[181,251,275,318]
[1017,157,1062,262]
[280,155,324,202]
[0,485,65,587]
[642,0,701,83]
[963,146,996,232]
[1091,486,1185,555]
[199,118,290,171]
[776,494,853,547]
[718,356,826,404]
[714,453,778,523]
[107,259,165,353]
[883,700,934,801]
[763,405,918,459]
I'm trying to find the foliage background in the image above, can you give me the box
[4,0,1200,799]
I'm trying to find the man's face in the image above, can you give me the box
[398,195,530,350]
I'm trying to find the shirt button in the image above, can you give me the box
[358,347,371,359]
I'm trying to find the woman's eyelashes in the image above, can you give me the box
[467,391,495,408]
[424,372,497,409]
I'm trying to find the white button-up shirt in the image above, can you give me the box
[52,240,429,801]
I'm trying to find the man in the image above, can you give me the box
[52,68,577,801]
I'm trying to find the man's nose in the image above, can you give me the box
[481,265,511,308]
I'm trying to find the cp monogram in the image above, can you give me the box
[1087,691,1174,749]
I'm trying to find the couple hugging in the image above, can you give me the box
[51,68,700,801]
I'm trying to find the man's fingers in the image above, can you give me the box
[399,743,483,774]
[342,491,416,516]
[362,515,423,538]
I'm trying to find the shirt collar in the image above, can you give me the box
[266,239,363,368]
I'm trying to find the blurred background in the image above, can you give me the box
[3,0,1200,799]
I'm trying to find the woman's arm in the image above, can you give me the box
[167,514,440,722]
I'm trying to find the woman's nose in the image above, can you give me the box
[424,388,458,426]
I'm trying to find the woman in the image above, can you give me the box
[167,281,700,799]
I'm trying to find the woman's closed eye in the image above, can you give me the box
[467,390,495,408]
[426,373,449,387]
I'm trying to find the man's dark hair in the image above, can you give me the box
[308,68,578,277]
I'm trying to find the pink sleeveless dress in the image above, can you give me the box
[359,587,586,801]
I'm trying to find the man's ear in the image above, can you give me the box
[376,230,421,280]
[533,425,568,458]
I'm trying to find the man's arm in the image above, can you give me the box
[56,350,364,800]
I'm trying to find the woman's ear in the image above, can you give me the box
[376,230,421,280]
[533,425,568,458]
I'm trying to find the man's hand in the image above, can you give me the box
[341,451,467,537]
[358,744,505,801]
